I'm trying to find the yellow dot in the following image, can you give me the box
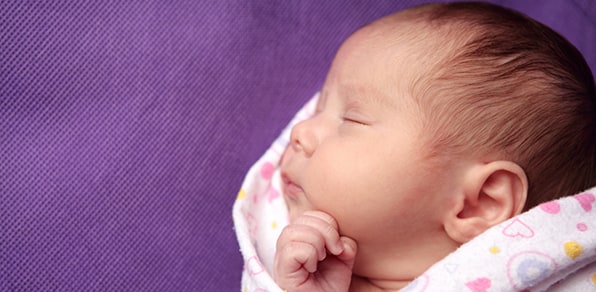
[592,273,596,285]
[272,221,278,229]
[564,241,583,259]
[489,246,500,254]
[237,189,246,200]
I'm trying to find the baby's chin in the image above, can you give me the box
[284,198,301,223]
[283,195,312,223]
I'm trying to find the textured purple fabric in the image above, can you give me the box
[1,1,594,290]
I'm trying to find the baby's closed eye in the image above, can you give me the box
[342,110,371,126]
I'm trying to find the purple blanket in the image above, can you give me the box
[2,1,594,290]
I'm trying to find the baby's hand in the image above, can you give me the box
[274,211,357,292]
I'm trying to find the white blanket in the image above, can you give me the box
[233,94,596,291]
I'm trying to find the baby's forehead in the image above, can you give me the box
[337,25,448,82]
[326,9,479,112]
[347,15,457,64]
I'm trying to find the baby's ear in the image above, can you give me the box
[444,161,528,243]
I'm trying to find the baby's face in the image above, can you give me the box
[280,25,457,276]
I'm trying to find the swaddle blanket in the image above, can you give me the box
[233,94,596,291]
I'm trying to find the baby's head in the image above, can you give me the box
[407,2,596,210]
[280,1,595,287]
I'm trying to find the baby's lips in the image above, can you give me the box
[281,173,304,198]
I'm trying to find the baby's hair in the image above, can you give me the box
[407,2,596,210]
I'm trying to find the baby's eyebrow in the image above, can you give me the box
[341,84,396,110]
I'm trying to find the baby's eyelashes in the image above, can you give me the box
[342,110,371,126]
[342,116,368,125]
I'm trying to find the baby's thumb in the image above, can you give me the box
[337,236,357,267]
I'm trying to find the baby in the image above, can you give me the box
[274,2,596,291]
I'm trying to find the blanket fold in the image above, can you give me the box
[233,94,596,292]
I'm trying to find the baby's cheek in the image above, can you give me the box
[284,195,315,223]
[280,147,291,167]
[286,202,299,223]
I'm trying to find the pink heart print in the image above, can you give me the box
[246,256,265,275]
[574,192,595,212]
[465,277,491,292]
[503,218,535,238]
[539,201,560,214]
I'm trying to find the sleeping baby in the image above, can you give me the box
[234,2,596,291]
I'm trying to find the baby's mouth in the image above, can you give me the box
[281,173,304,199]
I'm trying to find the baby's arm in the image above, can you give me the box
[274,211,357,292]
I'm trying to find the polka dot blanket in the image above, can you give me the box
[232,93,596,292]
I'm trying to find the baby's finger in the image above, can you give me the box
[293,211,344,255]
[274,241,318,286]
[277,223,327,261]
[337,236,358,262]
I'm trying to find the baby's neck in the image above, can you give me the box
[350,275,410,291]
[348,232,461,292]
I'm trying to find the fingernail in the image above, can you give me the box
[340,237,356,254]
[333,240,344,255]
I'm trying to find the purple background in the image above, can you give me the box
[2,1,595,290]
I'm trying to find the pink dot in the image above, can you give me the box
[577,223,588,232]
[268,188,280,203]
[260,162,275,180]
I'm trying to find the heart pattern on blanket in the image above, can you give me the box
[444,263,459,273]
[246,256,265,275]
[502,218,534,238]
[539,201,560,214]
[465,277,491,292]
[574,192,595,212]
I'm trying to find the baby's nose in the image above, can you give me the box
[289,119,318,157]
